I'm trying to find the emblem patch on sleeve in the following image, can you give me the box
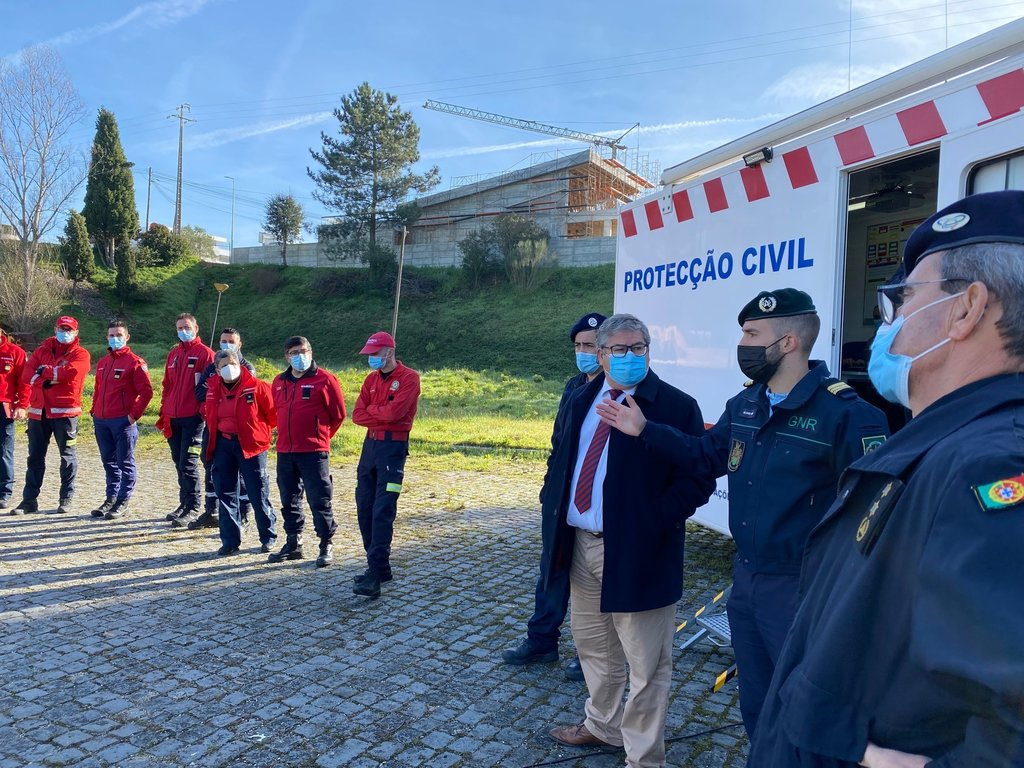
[861,435,886,454]
[727,439,745,472]
[972,474,1024,511]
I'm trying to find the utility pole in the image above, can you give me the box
[145,167,152,230]
[224,176,235,252]
[167,104,194,234]
[391,226,407,338]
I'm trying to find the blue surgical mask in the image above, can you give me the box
[290,353,311,372]
[368,355,387,370]
[177,329,196,343]
[868,291,963,408]
[607,351,647,388]
[55,330,75,345]
[108,336,126,350]
[220,342,238,353]
[575,352,600,375]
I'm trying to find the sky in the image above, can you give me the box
[3,0,1024,249]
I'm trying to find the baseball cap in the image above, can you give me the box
[56,315,79,330]
[359,331,396,354]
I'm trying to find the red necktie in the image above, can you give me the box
[573,389,622,513]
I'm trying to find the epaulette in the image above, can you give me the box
[822,378,857,399]
[743,379,755,388]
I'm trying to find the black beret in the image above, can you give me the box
[903,190,1024,274]
[569,312,606,341]
[737,289,816,325]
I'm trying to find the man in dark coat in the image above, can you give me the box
[749,191,1024,766]
[502,311,605,681]
[546,314,715,768]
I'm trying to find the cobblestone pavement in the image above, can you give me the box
[0,439,745,767]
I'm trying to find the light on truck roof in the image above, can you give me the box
[742,147,774,168]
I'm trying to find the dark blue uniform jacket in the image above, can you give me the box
[641,361,888,574]
[540,371,593,508]
[541,369,715,613]
[750,374,1024,767]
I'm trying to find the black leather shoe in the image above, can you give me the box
[91,497,116,518]
[268,534,303,563]
[352,573,380,598]
[316,542,334,568]
[187,509,216,530]
[217,544,240,557]
[165,505,185,521]
[0,498,8,510]
[10,499,36,516]
[259,541,274,554]
[172,509,201,529]
[565,656,585,681]
[104,500,129,519]
[502,640,559,665]
[352,567,393,584]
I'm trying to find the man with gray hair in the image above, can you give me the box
[545,314,715,767]
[749,189,1024,766]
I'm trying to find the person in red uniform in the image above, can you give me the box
[89,320,154,520]
[269,335,346,567]
[11,316,91,515]
[203,349,278,557]
[351,331,421,599]
[156,313,215,525]
[0,327,29,509]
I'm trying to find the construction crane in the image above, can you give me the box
[422,100,637,159]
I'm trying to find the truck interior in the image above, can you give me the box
[839,148,940,432]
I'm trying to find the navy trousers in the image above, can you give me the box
[525,519,571,651]
[212,436,277,548]
[202,428,249,513]
[168,415,204,511]
[23,416,78,502]
[726,560,801,740]
[0,411,14,501]
[355,437,407,577]
[277,451,332,541]
[94,416,139,501]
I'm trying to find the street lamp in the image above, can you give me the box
[224,176,235,254]
[211,282,229,339]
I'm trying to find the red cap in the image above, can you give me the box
[359,331,395,354]
[56,315,79,331]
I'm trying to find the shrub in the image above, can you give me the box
[136,224,197,267]
[0,244,72,334]
[250,267,284,295]
[312,269,362,298]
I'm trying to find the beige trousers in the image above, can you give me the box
[570,529,676,768]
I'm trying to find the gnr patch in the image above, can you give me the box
[727,439,745,472]
[861,435,886,454]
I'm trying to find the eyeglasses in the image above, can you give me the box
[876,278,970,324]
[601,343,649,358]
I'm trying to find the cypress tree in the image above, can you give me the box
[59,209,94,288]
[83,108,139,268]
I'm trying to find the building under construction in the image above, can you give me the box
[397,148,655,267]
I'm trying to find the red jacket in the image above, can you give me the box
[0,338,29,418]
[159,337,215,420]
[272,364,346,453]
[204,367,276,461]
[352,361,420,437]
[22,337,91,420]
[91,346,154,421]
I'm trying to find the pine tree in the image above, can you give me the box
[59,209,94,289]
[263,194,305,267]
[83,108,139,268]
[308,83,439,252]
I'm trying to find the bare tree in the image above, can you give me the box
[0,47,85,330]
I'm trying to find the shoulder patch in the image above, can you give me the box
[823,379,856,399]
[861,435,886,454]
[973,474,1024,511]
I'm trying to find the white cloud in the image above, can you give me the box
[183,112,332,151]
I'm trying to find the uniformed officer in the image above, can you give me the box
[597,289,888,740]
[0,327,29,509]
[351,331,421,599]
[189,327,256,531]
[12,316,91,515]
[502,311,606,681]
[89,320,153,520]
[156,313,215,525]
[751,190,1024,767]
[268,335,346,568]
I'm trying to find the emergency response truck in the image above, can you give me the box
[615,18,1024,534]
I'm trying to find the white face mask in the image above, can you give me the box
[219,364,241,383]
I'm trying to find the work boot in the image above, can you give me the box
[217,544,240,557]
[187,509,217,530]
[91,497,117,518]
[267,534,303,563]
[104,500,129,520]
[172,508,201,529]
[0,498,10,510]
[56,498,73,514]
[352,572,380,599]
[501,639,559,665]
[352,567,393,584]
[239,502,251,527]
[165,504,185,522]
[315,541,334,568]
[10,499,37,516]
